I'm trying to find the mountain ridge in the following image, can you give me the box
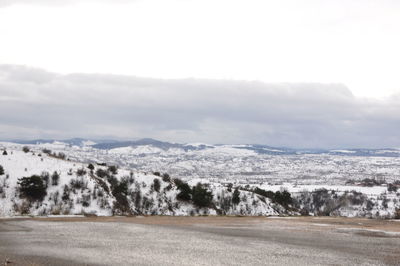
[4,138,400,157]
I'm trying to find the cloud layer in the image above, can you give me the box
[0,64,399,148]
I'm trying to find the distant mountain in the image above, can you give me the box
[5,138,400,157]
[9,138,114,147]
[327,148,400,157]
[92,138,213,151]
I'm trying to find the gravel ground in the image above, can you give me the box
[0,216,399,266]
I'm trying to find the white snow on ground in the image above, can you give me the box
[82,140,96,146]
[192,145,257,157]
[330,150,357,154]
[0,146,286,217]
[109,146,164,155]
[261,183,388,196]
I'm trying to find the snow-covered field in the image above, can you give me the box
[2,141,400,186]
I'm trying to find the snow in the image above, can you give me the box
[0,146,286,217]
[185,143,213,148]
[3,141,399,189]
[194,145,257,157]
[109,146,165,155]
[82,140,96,146]
[261,183,388,196]
[1,142,399,218]
[330,150,356,154]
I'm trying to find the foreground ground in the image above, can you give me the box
[0,216,399,265]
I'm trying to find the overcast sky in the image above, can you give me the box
[0,1,399,147]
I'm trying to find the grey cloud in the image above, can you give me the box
[0,64,399,148]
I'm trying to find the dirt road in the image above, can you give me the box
[1,216,399,265]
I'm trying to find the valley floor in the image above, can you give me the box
[1,216,400,265]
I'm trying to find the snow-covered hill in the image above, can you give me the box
[0,148,288,217]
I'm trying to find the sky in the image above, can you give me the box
[0,0,399,148]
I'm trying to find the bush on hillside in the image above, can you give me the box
[111,178,128,197]
[40,171,50,188]
[253,187,275,199]
[54,152,66,160]
[113,194,131,215]
[162,173,171,183]
[192,183,213,208]
[175,179,192,201]
[51,171,60,186]
[62,185,70,202]
[153,178,161,193]
[87,163,95,171]
[388,183,398,193]
[108,165,118,175]
[253,187,293,207]
[232,188,241,205]
[42,148,52,154]
[70,178,86,190]
[96,168,108,178]
[0,165,4,176]
[76,168,87,177]
[22,146,30,153]
[18,175,47,201]
[274,190,293,207]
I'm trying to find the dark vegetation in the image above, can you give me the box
[18,175,47,201]
[108,165,118,175]
[76,168,87,176]
[51,171,60,186]
[252,187,293,207]
[162,173,171,183]
[153,178,161,192]
[174,178,192,201]
[232,188,241,205]
[50,152,66,160]
[388,182,399,192]
[96,168,108,178]
[111,178,130,215]
[174,178,214,208]
[293,189,388,217]
[40,148,66,160]
[192,183,213,208]
[42,148,52,154]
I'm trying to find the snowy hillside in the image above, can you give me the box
[0,148,288,217]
